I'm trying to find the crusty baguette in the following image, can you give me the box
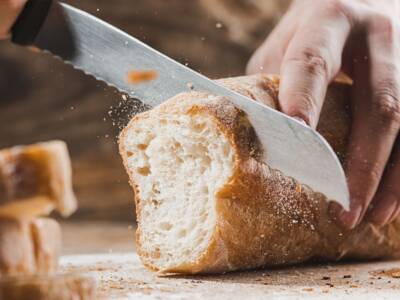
[0,218,61,277]
[0,273,96,300]
[119,74,400,274]
[0,141,77,218]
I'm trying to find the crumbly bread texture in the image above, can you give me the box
[119,74,400,274]
[0,218,61,277]
[0,141,77,218]
[0,273,96,300]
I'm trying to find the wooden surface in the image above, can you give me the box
[0,0,289,221]
[60,222,400,300]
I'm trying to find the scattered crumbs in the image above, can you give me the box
[127,70,158,84]
[343,275,352,279]
[187,82,194,90]
[371,268,400,279]
[325,283,334,288]
[302,288,313,292]
[350,284,359,288]
[322,276,331,280]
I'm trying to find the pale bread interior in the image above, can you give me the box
[123,110,234,270]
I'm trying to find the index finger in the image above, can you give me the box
[279,14,351,127]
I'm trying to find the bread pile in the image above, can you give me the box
[0,141,95,299]
[120,74,400,274]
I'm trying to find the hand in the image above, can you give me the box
[247,0,400,229]
[0,0,27,39]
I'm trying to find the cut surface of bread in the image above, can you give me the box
[0,218,61,277]
[0,141,77,218]
[122,100,235,270]
[0,273,96,300]
[120,74,400,274]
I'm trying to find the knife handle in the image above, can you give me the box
[11,0,53,46]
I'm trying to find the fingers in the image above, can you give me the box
[337,15,400,229]
[367,138,400,225]
[278,12,351,127]
[246,7,299,75]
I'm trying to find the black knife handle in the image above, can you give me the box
[11,0,53,46]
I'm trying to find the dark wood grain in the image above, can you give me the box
[0,0,289,221]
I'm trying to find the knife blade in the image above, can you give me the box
[12,1,350,209]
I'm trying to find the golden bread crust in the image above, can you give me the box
[120,74,400,274]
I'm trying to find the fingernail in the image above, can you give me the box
[388,203,400,224]
[337,205,363,230]
[292,116,308,126]
[369,195,398,226]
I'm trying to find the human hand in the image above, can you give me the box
[247,0,400,229]
[0,0,27,39]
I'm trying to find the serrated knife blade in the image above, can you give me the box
[13,1,350,209]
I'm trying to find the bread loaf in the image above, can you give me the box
[0,141,77,219]
[0,273,96,300]
[0,218,61,277]
[119,74,400,274]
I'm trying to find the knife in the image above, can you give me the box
[11,0,350,209]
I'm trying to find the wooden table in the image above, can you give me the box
[60,222,400,299]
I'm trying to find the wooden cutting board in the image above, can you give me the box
[60,253,400,300]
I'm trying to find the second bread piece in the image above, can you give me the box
[0,273,96,300]
[120,74,400,274]
[0,141,77,218]
[0,218,61,277]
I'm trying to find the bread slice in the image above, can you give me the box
[0,273,96,300]
[119,74,400,274]
[0,218,61,277]
[0,141,77,218]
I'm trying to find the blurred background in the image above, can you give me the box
[0,0,289,222]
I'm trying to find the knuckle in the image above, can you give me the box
[370,13,398,39]
[326,0,350,17]
[371,87,400,127]
[288,48,330,79]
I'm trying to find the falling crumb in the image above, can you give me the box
[216,22,222,28]
[187,82,194,90]
[128,70,158,84]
